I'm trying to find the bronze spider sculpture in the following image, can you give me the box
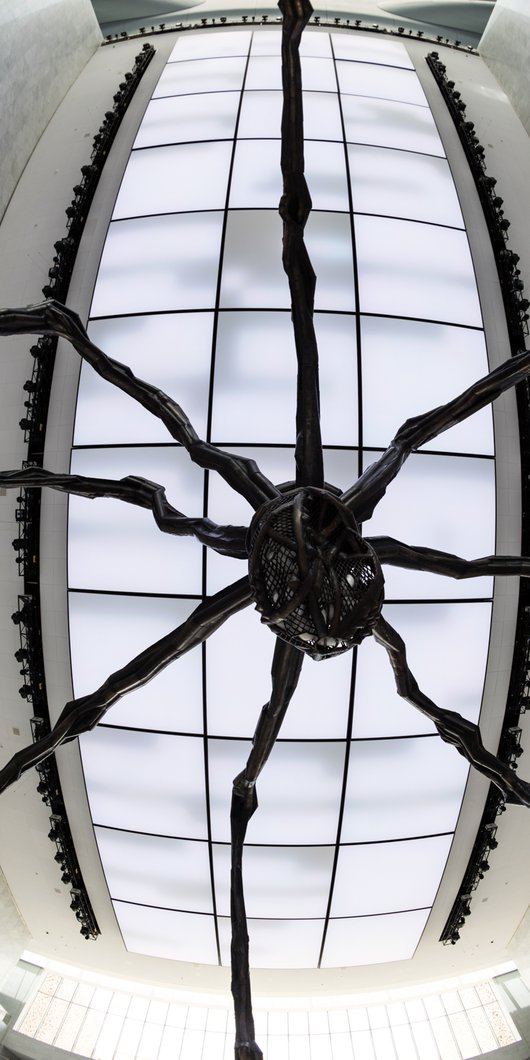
[2,1,530,1055]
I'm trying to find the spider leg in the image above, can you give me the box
[342,346,530,522]
[231,638,304,1059]
[279,0,324,489]
[373,615,530,807]
[369,536,530,580]
[0,302,278,511]
[0,467,248,559]
[0,577,251,794]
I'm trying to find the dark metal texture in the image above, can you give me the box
[373,617,530,807]
[341,344,530,522]
[248,487,384,658]
[0,467,248,559]
[0,577,251,793]
[0,303,278,513]
[369,536,530,580]
[279,0,324,488]
[231,639,303,1058]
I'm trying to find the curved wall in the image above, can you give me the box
[480,0,530,140]
[0,0,101,223]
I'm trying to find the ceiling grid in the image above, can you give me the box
[67,27,495,971]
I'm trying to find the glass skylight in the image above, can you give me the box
[69,27,495,973]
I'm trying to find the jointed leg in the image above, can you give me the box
[369,536,530,580]
[0,577,252,794]
[342,346,530,522]
[0,302,278,511]
[0,467,248,559]
[373,616,530,806]
[231,638,304,1058]
[279,0,324,489]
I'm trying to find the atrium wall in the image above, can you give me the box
[479,0,530,140]
[0,0,101,222]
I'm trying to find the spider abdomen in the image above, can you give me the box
[247,487,385,659]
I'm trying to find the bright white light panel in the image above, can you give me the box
[70,28,496,972]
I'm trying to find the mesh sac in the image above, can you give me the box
[248,490,383,654]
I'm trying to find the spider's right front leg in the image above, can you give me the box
[231,638,304,1059]
[343,344,530,522]
[0,300,278,511]
[369,536,530,580]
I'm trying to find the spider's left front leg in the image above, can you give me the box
[231,638,304,1059]
[0,301,277,511]
[0,467,248,559]
[0,577,252,793]
[373,616,530,807]
[369,536,530,580]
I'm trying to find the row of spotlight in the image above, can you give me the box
[10,594,100,942]
[104,15,477,52]
[426,52,530,946]
[9,44,156,940]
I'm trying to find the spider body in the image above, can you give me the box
[247,486,384,658]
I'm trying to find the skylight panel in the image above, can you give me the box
[90,213,224,317]
[113,141,233,218]
[82,729,208,839]
[70,593,203,734]
[69,28,496,976]
[355,216,482,326]
[134,92,240,148]
[75,313,213,445]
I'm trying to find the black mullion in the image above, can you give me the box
[68,587,203,600]
[95,819,453,847]
[154,88,247,101]
[112,897,432,919]
[341,137,449,164]
[95,724,442,741]
[132,136,239,153]
[339,90,429,112]
[343,137,447,162]
[201,36,254,967]
[353,210,465,233]
[335,57,418,75]
[69,440,494,461]
[109,200,471,224]
[110,207,224,223]
[114,897,220,918]
[87,305,486,332]
[331,35,363,481]
[326,904,431,920]
[167,54,250,67]
[362,445,494,460]
[317,645,358,968]
[385,597,493,605]
[88,307,214,320]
